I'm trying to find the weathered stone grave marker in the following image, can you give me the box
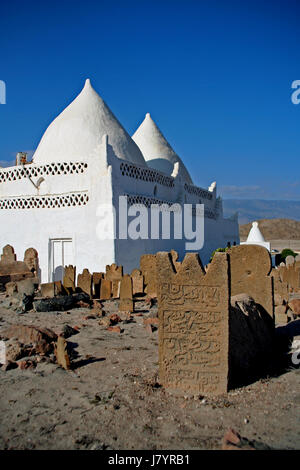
[140,254,157,297]
[77,269,92,298]
[157,251,229,396]
[119,274,134,312]
[227,245,274,319]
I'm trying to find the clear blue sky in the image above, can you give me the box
[1,0,300,199]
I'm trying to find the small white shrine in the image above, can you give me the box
[241,221,270,251]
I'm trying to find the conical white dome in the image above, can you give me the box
[32,79,146,166]
[132,113,193,184]
[246,221,266,243]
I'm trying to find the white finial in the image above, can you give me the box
[145,112,151,119]
[85,78,91,87]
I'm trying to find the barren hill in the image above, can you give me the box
[239,218,300,240]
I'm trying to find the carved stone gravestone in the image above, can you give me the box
[105,263,123,281]
[119,274,133,312]
[100,279,112,300]
[112,280,121,299]
[131,269,144,296]
[77,269,92,298]
[157,251,230,396]
[1,245,16,264]
[140,254,157,297]
[24,248,39,276]
[63,265,76,293]
[271,268,288,303]
[227,245,274,319]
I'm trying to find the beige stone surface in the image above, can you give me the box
[228,245,274,319]
[105,264,123,281]
[55,336,71,370]
[100,279,112,300]
[140,254,157,297]
[23,248,39,275]
[157,251,229,396]
[63,265,76,293]
[112,280,121,299]
[77,269,92,298]
[1,245,16,264]
[119,275,133,312]
[131,269,143,296]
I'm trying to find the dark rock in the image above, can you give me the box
[33,293,91,312]
[61,325,79,339]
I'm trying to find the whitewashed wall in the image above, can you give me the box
[0,134,239,280]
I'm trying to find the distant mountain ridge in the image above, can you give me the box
[222,199,300,224]
[239,218,300,240]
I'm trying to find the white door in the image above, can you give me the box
[49,239,73,282]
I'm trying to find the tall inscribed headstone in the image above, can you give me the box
[157,251,230,396]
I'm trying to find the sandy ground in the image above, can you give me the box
[0,297,299,451]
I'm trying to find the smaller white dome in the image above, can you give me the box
[246,221,266,243]
[132,113,193,184]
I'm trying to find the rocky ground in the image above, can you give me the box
[0,294,299,450]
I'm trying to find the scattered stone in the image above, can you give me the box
[145,324,155,334]
[118,311,133,322]
[143,317,159,326]
[5,339,29,362]
[107,326,121,334]
[77,300,91,309]
[222,428,255,450]
[99,317,111,327]
[91,300,103,316]
[33,293,91,312]
[109,313,121,325]
[0,324,57,345]
[1,360,18,371]
[61,325,79,339]
[288,299,300,316]
[17,359,36,370]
